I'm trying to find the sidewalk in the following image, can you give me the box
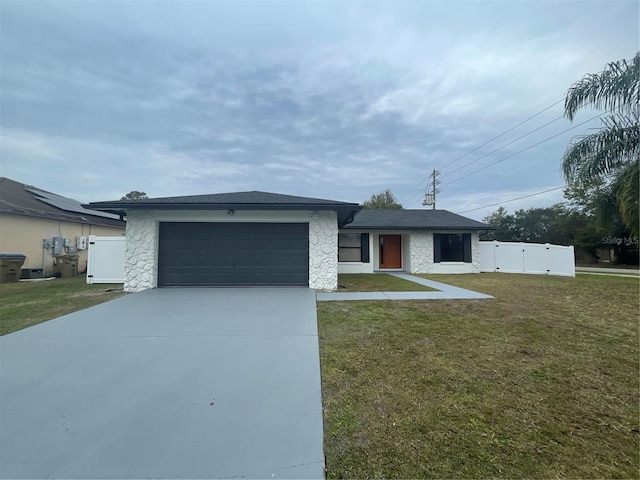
[316,272,494,301]
[576,267,639,278]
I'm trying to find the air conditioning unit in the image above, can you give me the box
[76,236,88,250]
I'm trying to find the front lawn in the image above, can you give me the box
[0,277,126,336]
[338,274,435,292]
[318,273,639,478]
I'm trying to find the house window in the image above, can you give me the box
[434,233,472,263]
[338,233,370,262]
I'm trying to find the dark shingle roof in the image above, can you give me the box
[88,190,359,208]
[0,177,126,228]
[87,190,362,227]
[344,209,492,230]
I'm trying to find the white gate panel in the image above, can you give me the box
[523,244,548,275]
[495,243,524,274]
[479,242,496,271]
[547,245,575,277]
[87,235,126,284]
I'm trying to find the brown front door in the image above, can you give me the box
[379,235,402,269]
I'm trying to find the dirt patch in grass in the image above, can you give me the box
[318,273,639,478]
[337,274,436,292]
[0,277,126,335]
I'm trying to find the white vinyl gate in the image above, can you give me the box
[479,241,575,277]
[86,235,126,284]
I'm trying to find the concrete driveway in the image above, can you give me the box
[0,288,324,479]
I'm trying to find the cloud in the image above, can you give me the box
[0,0,637,211]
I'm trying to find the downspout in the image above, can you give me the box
[340,208,361,228]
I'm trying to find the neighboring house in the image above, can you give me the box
[0,177,126,275]
[87,191,492,292]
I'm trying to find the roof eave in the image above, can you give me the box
[1,209,125,227]
[85,202,363,226]
[342,225,494,231]
[85,202,359,210]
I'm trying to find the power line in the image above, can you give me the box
[439,98,565,173]
[439,113,565,179]
[457,186,566,214]
[403,168,560,209]
[398,98,564,203]
[439,107,615,189]
[403,181,432,207]
[398,176,431,205]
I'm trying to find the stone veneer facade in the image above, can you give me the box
[408,232,433,274]
[308,211,338,290]
[123,209,339,292]
[471,232,481,273]
[124,211,158,292]
[407,231,480,275]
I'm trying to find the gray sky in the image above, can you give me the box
[1,1,638,220]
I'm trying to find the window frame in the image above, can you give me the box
[433,233,472,263]
[338,233,370,263]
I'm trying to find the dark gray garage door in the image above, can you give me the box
[158,223,309,286]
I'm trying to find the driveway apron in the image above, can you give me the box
[0,288,324,479]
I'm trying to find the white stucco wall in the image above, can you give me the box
[337,262,374,274]
[309,211,338,290]
[431,262,474,274]
[124,211,158,292]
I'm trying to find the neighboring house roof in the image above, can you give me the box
[87,191,363,227]
[342,209,492,231]
[0,177,125,228]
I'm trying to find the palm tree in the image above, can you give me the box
[562,52,639,236]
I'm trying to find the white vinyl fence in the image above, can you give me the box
[479,241,575,277]
[86,235,126,284]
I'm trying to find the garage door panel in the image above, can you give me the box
[158,223,309,286]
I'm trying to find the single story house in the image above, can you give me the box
[87,191,491,292]
[0,177,126,275]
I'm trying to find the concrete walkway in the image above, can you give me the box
[317,272,493,301]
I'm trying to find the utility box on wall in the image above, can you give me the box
[76,236,88,250]
[52,237,65,255]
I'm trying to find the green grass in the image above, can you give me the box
[338,274,436,292]
[0,277,126,335]
[318,273,639,479]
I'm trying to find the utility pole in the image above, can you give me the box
[422,169,440,209]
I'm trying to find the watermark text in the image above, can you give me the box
[602,236,639,246]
